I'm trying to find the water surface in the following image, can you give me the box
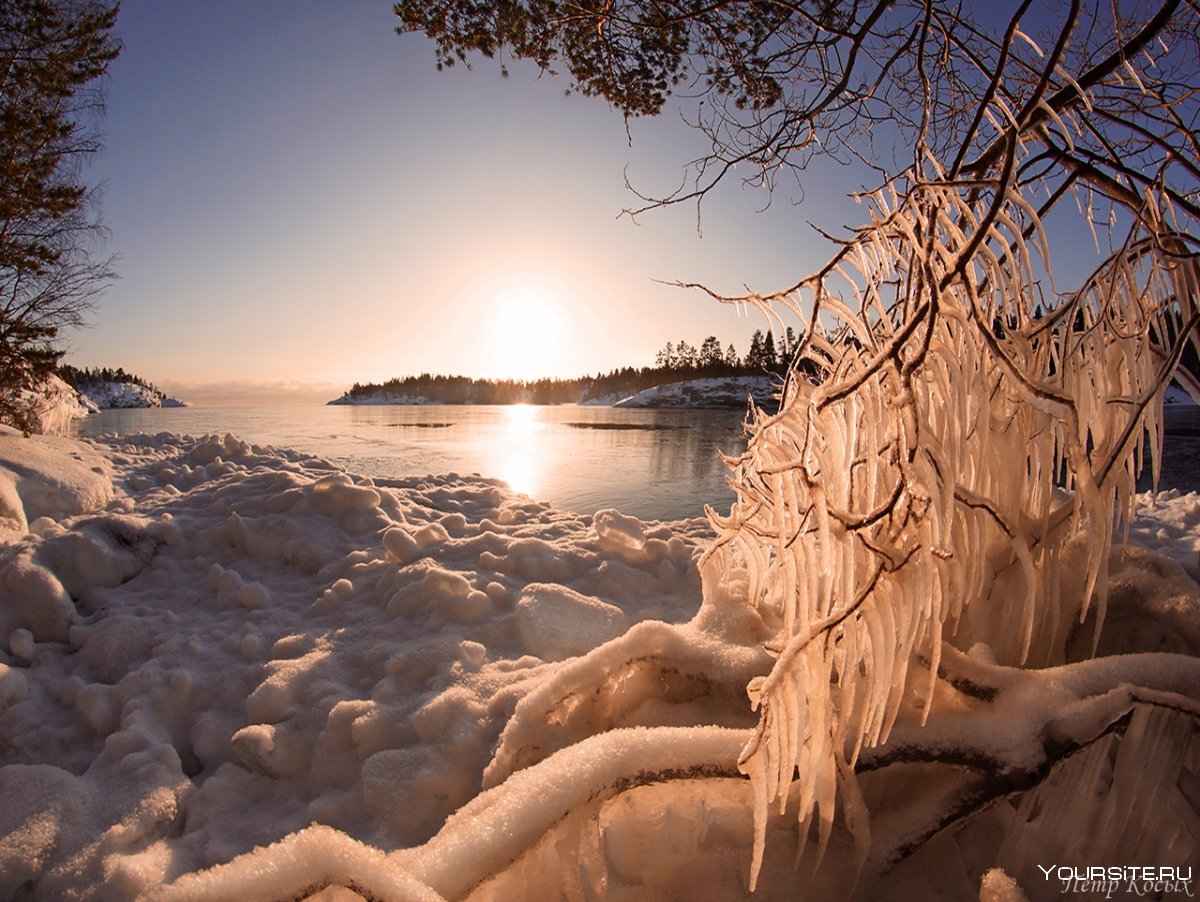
[73,400,1200,521]
[73,404,749,521]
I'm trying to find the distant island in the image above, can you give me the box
[58,365,189,410]
[330,331,803,409]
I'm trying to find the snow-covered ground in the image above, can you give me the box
[0,428,1196,899]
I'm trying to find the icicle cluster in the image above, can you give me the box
[707,177,1200,887]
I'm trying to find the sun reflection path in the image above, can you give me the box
[491,405,545,499]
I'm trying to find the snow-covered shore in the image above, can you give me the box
[11,378,190,436]
[76,381,188,410]
[0,428,720,897]
[327,390,436,406]
[0,428,1197,899]
[607,375,777,409]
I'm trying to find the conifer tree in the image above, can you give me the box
[762,329,778,371]
[745,329,765,370]
[699,334,722,369]
[0,0,120,431]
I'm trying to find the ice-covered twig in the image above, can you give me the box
[484,619,770,787]
[159,727,751,902]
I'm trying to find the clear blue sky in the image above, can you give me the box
[64,1,869,403]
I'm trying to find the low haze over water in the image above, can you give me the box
[73,405,751,521]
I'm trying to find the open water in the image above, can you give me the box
[72,401,1200,522]
[73,404,750,521]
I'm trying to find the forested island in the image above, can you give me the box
[57,364,187,409]
[332,329,800,405]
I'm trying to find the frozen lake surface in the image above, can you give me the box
[73,404,750,521]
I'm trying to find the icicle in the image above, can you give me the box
[716,164,1198,890]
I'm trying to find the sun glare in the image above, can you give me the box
[490,403,545,497]
[489,289,566,381]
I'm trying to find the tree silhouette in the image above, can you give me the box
[762,329,778,371]
[0,0,120,431]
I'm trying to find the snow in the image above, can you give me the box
[610,376,777,409]
[3,377,189,439]
[514,583,627,661]
[328,391,436,406]
[0,427,113,537]
[9,375,93,435]
[76,382,188,410]
[0,429,1196,899]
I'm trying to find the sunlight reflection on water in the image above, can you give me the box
[74,402,1200,518]
[74,403,750,521]
[490,405,545,498]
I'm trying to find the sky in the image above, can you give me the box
[64,1,862,405]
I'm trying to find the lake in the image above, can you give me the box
[72,404,751,521]
[71,401,1200,522]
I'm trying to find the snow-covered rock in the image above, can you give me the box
[328,391,435,405]
[3,375,92,435]
[611,375,777,409]
[0,428,113,537]
[75,380,187,409]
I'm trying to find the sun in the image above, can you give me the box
[488,288,567,381]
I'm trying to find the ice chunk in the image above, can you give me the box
[593,508,647,554]
[412,522,450,549]
[0,764,89,898]
[231,723,308,778]
[241,634,264,661]
[75,681,120,735]
[382,526,420,564]
[312,473,382,515]
[245,646,331,723]
[208,562,243,592]
[0,476,25,535]
[34,514,157,598]
[487,536,577,582]
[979,868,1030,902]
[515,583,627,661]
[361,744,478,845]
[0,429,112,535]
[234,581,270,609]
[458,640,486,669]
[0,663,27,710]
[0,554,74,641]
[8,628,34,661]
[384,565,492,623]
